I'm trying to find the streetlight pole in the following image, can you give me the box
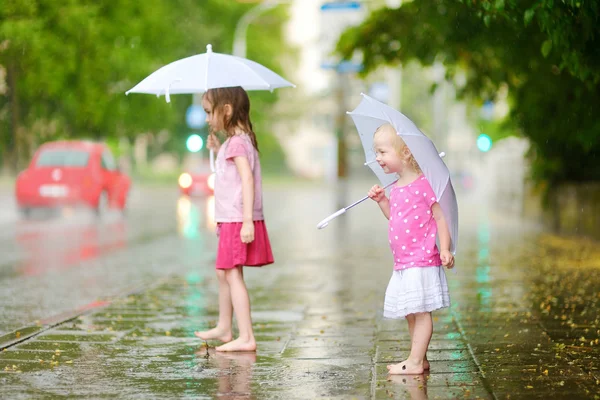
[233,1,280,58]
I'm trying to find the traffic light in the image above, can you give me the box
[186,134,203,152]
[476,133,493,152]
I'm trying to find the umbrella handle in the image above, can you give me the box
[210,150,215,172]
[317,180,398,229]
[316,208,347,229]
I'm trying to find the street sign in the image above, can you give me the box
[186,105,206,129]
[369,82,390,103]
[319,1,365,72]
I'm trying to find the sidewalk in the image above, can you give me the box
[1,273,486,399]
[1,193,599,399]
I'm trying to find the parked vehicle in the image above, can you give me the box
[178,165,215,197]
[15,141,131,216]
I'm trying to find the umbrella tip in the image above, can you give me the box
[207,44,213,53]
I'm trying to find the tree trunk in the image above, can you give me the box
[6,62,19,173]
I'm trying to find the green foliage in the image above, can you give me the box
[0,0,291,170]
[465,0,600,85]
[337,0,600,185]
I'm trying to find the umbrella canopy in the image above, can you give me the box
[347,93,459,254]
[126,44,295,103]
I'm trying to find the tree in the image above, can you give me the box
[336,0,600,186]
[0,0,291,171]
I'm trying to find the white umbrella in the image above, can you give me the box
[126,44,295,169]
[126,44,295,102]
[317,93,458,254]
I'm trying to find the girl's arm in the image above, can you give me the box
[368,185,391,219]
[234,156,255,243]
[432,203,454,267]
[378,197,391,220]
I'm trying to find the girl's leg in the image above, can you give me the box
[403,314,430,370]
[195,269,233,342]
[216,266,257,352]
[388,312,432,374]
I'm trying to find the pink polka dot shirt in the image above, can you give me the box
[388,175,441,270]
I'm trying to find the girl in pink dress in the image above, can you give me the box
[194,87,274,352]
[368,123,454,375]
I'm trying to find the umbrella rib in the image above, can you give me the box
[237,60,272,89]
[363,94,396,126]
[204,52,211,91]
[436,173,450,200]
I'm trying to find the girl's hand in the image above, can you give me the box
[240,221,255,244]
[440,250,454,269]
[368,185,387,203]
[207,133,221,152]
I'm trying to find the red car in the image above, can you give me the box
[15,141,131,216]
[178,166,215,197]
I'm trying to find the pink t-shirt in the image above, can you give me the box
[214,134,264,223]
[388,175,441,270]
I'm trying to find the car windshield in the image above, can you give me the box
[35,149,90,167]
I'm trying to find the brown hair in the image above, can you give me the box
[203,87,258,151]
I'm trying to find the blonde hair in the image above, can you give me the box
[374,124,422,173]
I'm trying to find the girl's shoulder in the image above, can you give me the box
[229,133,253,146]
[224,134,256,159]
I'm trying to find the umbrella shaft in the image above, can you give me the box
[345,180,398,211]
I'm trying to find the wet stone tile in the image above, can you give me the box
[14,341,84,353]
[378,349,472,363]
[376,330,463,341]
[488,377,598,399]
[287,336,375,348]
[377,339,468,351]
[376,371,485,387]
[374,379,492,400]
[35,332,121,343]
[0,350,81,362]
[295,327,376,337]
[281,346,375,359]
[295,318,376,330]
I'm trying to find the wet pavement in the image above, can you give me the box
[0,181,599,399]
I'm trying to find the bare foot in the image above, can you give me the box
[215,337,256,352]
[387,358,429,371]
[194,327,232,343]
[387,360,424,375]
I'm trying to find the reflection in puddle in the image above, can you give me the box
[16,215,127,276]
[387,373,429,400]
[177,195,216,239]
[197,348,256,399]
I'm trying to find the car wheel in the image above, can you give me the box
[95,191,108,217]
[19,207,31,219]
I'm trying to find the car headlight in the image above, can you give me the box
[178,173,193,189]
[207,173,215,191]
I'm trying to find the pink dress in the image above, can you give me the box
[383,175,450,319]
[388,175,442,270]
[213,134,274,270]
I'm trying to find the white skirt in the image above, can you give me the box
[383,266,450,319]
